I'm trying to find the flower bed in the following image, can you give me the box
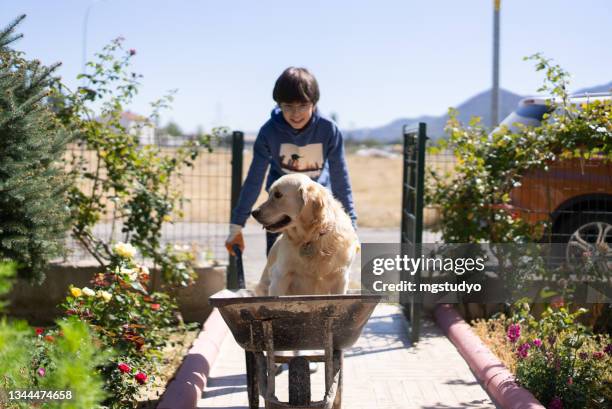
[472,303,611,409]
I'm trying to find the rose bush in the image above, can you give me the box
[474,303,611,409]
[61,242,178,408]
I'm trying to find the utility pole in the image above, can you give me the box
[82,0,106,86]
[491,0,501,128]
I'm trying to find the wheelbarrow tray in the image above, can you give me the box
[209,290,382,351]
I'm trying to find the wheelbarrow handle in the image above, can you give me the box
[232,244,246,289]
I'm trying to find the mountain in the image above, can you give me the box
[574,81,612,94]
[344,81,611,142]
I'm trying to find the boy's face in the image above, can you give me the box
[279,102,314,130]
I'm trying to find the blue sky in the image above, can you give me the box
[3,0,611,132]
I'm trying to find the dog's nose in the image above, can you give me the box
[251,209,260,219]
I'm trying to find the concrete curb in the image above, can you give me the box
[157,308,229,409]
[434,304,545,409]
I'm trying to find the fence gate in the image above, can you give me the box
[400,123,427,343]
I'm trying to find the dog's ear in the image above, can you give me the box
[299,183,325,226]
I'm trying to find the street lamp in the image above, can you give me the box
[82,0,107,85]
[491,0,501,128]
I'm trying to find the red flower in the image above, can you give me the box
[44,335,55,343]
[592,351,604,360]
[35,327,44,336]
[151,303,161,311]
[135,372,147,384]
[550,297,564,308]
[118,363,131,373]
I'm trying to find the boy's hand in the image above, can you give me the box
[225,224,245,256]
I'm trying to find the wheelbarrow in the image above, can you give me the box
[210,246,381,408]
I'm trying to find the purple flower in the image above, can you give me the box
[604,344,612,356]
[37,367,46,377]
[507,324,521,343]
[517,342,531,359]
[532,338,542,348]
[129,48,136,56]
[548,335,556,345]
[579,352,589,360]
[548,397,563,409]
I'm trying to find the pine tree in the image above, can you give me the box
[0,15,72,282]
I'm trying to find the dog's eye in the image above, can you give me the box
[274,191,283,199]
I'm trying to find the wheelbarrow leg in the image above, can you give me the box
[245,351,259,409]
[332,350,343,409]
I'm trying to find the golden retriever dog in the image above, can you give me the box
[251,173,359,296]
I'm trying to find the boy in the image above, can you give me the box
[225,67,357,256]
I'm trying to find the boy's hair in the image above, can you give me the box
[273,67,320,105]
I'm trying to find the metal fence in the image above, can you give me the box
[422,136,612,266]
[61,132,240,266]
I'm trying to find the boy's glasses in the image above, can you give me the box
[279,103,313,114]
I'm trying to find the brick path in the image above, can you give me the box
[197,304,499,409]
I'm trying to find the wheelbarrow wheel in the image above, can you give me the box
[245,351,259,409]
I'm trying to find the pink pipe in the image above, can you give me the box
[157,308,230,409]
[434,304,545,409]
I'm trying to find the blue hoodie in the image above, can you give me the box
[231,107,357,227]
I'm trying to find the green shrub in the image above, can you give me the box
[509,304,611,409]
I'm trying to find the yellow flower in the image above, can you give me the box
[162,215,172,223]
[70,287,83,298]
[82,287,96,297]
[112,242,136,259]
[97,290,112,303]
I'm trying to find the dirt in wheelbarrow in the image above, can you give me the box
[135,324,200,409]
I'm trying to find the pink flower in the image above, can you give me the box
[548,396,563,409]
[507,324,521,343]
[532,338,542,348]
[151,303,161,311]
[517,342,531,359]
[592,351,604,360]
[37,367,46,377]
[567,376,573,386]
[118,363,131,373]
[135,372,147,384]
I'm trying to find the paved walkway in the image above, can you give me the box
[197,304,499,409]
